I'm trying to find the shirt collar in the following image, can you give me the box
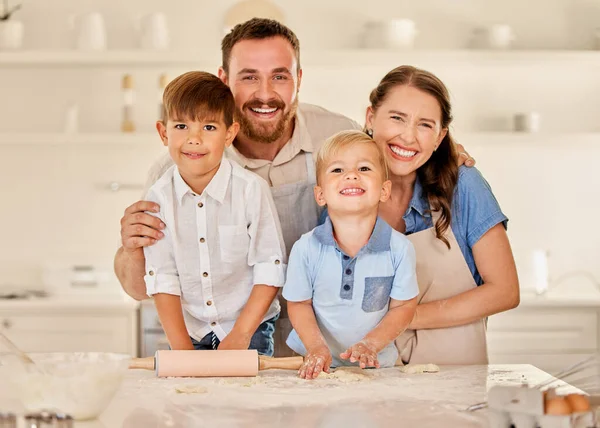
[226,105,313,168]
[313,216,392,253]
[406,175,431,218]
[173,159,231,205]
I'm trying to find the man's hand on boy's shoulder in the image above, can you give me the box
[299,345,332,380]
[120,200,166,252]
[340,340,380,369]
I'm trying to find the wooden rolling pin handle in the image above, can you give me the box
[258,355,304,371]
[129,356,156,370]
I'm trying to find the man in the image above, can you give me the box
[114,18,474,355]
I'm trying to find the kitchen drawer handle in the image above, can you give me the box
[2,319,12,329]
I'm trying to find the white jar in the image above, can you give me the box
[0,20,24,50]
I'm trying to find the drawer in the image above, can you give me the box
[487,308,598,353]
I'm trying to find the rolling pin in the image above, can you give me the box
[129,350,304,378]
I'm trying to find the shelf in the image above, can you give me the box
[0,49,599,68]
[0,50,218,67]
[0,131,598,146]
[0,132,157,145]
[455,132,600,146]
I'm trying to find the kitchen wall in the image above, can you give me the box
[1,0,599,293]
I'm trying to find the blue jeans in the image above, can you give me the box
[190,313,279,356]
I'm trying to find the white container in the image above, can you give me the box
[0,20,24,50]
[471,24,516,49]
[514,112,541,133]
[137,12,170,50]
[531,249,550,295]
[70,12,107,51]
[488,24,515,49]
[364,19,417,49]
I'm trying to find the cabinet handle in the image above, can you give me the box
[2,319,12,329]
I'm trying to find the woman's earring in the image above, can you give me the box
[366,128,373,137]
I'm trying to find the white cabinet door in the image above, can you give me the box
[487,306,599,378]
[487,308,598,354]
[0,309,138,356]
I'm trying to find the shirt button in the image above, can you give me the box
[148,270,154,276]
[199,237,205,243]
[206,301,212,306]
[343,284,351,291]
[203,272,208,277]
[343,255,349,260]
[274,259,280,265]
[211,322,216,326]
[197,202,204,208]
[345,269,352,275]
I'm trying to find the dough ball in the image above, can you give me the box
[398,363,440,374]
[174,384,208,394]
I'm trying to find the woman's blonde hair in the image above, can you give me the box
[315,130,388,185]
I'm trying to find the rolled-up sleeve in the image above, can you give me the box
[143,190,180,296]
[245,177,286,287]
[282,236,313,302]
[456,166,508,248]
[389,236,419,301]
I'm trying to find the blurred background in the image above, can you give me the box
[0,0,599,373]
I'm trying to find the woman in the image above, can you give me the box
[365,66,519,365]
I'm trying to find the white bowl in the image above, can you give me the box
[0,352,130,420]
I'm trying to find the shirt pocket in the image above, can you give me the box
[219,225,250,263]
[362,276,394,313]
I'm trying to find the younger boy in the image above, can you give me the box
[144,71,286,355]
[283,130,418,378]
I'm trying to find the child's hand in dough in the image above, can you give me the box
[340,341,380,369]
[299,345,332,379]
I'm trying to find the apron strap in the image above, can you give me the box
[304,151,316,186]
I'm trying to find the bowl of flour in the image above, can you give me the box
[0,352,130,420]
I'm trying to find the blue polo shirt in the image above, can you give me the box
[319,166,508,286]
[283,217,419,368]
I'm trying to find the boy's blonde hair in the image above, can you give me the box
[161,71,235,126]
[315,130,389,185]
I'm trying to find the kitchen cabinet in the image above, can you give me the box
[487,291,600,376]
[0,297,139,356]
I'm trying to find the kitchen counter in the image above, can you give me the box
[518,289,600,307]
[0,364,587,428]
[0,293,139,312]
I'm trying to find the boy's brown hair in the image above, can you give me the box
[221,18,300,74]
[315,130,389,185]
[161,71,234,126]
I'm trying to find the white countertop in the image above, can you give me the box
[518,289,600,307]
[0,364,588,428]
[0,294,139,312]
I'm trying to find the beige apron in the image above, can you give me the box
[271,151,319,357]
[395,210,488,365]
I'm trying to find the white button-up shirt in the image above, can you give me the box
[143,158,286,342]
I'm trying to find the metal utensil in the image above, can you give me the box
[0,331,38,368]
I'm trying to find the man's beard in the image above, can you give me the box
[235,96,298,144]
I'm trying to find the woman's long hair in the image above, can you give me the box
[369,65,459,248]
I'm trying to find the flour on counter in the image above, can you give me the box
[174,385,208,394]
[316,367,372,382]
[124,365,482,411]
[398,364,440,374]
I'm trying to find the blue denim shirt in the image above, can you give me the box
[320,166,508,285]
[283,217,419,368]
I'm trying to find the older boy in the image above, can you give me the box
[283,131,418,378]
[144,71,286,354]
